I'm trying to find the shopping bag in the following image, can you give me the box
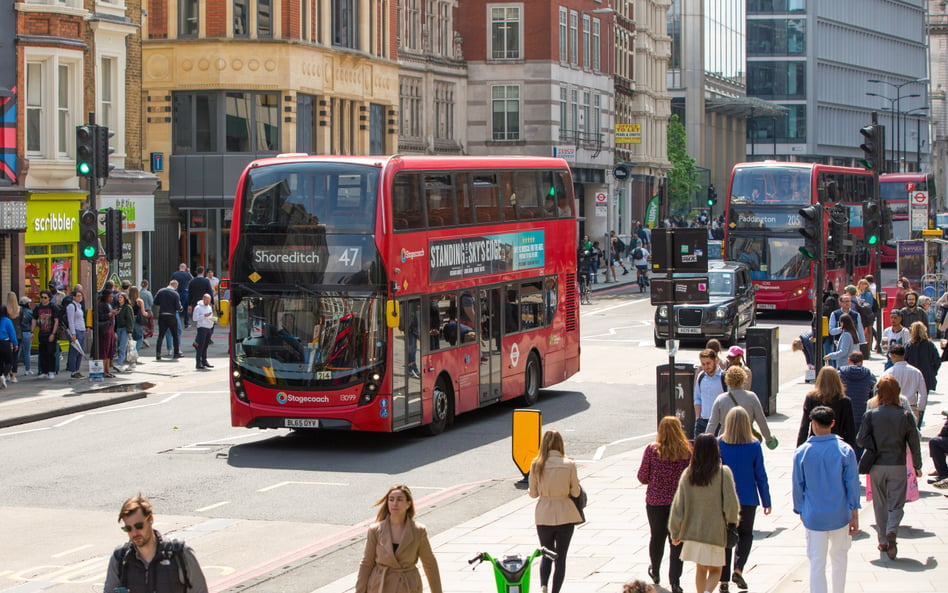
[126,339,139,364]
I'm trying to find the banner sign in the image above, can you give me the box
[429,231,544,283]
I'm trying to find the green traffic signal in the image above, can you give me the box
[81,244,97,258]
[77,162,91,175]
[76,125,95,178]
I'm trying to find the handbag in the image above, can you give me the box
[570,486,587,524]
[858,415,878,475]
[720,472,738,548]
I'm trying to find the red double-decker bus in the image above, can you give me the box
[228,155,580,434]
[879,172,939,263]
[725,162,876,312]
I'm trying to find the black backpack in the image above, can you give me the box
[56,296,74,340]
[632,247,644,260]
[114,539,191,589]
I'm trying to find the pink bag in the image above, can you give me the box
[865,446,919,502]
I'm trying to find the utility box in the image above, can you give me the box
[746,327,779,415]
[656,363,696,436]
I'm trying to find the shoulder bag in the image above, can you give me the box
[720,470,739,548]
[858,414,878,474]
[570,486,588,524]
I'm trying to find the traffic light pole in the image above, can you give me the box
[84,112,99,363]
[873,114,884,355]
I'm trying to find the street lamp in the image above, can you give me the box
[868,77,928,167]
[905,107,930,170]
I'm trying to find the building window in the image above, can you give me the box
[559,7,567,62]
[399,77,422,138]
[582,91,590,132]
[582,14,590,69]
[24,55,79,158]
[748,61,806,100]
[434,81,455,140]
[257,0,272,38]
[296,93,319,153]
[570,88,578,132]
[100,57,115,130]
[173,91,279,154]
[255,93,279,150]
[333,0,358,48]
[491,85,520,140]
[593,93,601,136]
[490,6,520,60]
[403,0,420,50]
[592,19,601,71]
[26,63,43,153]
[234,0,248,36]
[179,0,199,37]
[569,11,578,66]
[436,0,451,56]
[559,86,568,130]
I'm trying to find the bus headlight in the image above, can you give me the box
[232,369,249,402]
[359,371,384,405]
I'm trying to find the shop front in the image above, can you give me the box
[24,193,84,301]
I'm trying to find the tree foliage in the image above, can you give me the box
[666,114,698,214]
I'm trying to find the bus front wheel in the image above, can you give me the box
[519,353,541,406]
[425,378,454,436]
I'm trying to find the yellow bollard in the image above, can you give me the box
[219,299,230,326]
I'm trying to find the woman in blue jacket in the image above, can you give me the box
[824,314,858,369]
[0,305,20,388]
[717,407,771,593]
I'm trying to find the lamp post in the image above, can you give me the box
[905,107,929,171]
[868,77,928,168]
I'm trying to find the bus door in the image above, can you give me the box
[478,287,503,404]
[391,299,423,430]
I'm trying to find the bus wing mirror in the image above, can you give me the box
[387,301,400,329]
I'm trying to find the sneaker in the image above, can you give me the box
[24,370,33,376]
[9,376,16,384]
[0,376,6,388]
[70,372,83,379]
[48,373,55,379]
[934,477,948,489]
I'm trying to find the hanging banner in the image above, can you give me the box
[645,196,660,227]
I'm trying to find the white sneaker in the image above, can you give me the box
[10,375,16,383]
[0,376,6,388]
[24,371,33,376]
[48,373,55,379]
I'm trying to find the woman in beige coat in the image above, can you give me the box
[529,430,583,593]
[355,485,442,593]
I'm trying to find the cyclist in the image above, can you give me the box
[631,244,650,293]
[577,248,595,304]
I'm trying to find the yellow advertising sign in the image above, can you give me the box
[26,194,84,245]
[616,123,642,144]
[511,408,542,476]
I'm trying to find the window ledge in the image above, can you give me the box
[15,2,86,17]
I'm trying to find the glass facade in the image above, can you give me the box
[749,104,806,143]
[747,19,805,56]
[704,0,745,83]
[747,61,806,100]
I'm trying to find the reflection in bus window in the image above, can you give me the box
[731,236,807,281]
[730,166,811,206]
[520,281,544,329]
[425,174,455,227]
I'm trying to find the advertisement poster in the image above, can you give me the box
[429,231,544,283]
[897,240,925,289]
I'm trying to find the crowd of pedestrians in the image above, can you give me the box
[1,263,219,383]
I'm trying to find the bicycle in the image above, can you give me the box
[469,547,558,593]
[578,273,592,305]
[577,250,595,305]
[635,265,649,293]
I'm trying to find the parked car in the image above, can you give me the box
[654,260,756,347]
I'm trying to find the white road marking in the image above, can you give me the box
[194,501,231,512]
[51,544,93,558]
[257,480,349,492]
[53,415,85,427]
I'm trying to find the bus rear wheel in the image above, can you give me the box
[519,353,541,406]
[425,378,454,436]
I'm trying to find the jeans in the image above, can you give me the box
[157,314,180,355]
[20,331,31,372]
[67,330,85,373]
[722,505,757,578]
[805,525,850,593]
[645,504,683,586]
[536,523,575,593]
[116,328,129,366]
[694,417,709,438]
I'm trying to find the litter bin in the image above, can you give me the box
[746,327,779,415]
[656,363,696,436]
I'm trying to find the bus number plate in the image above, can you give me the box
[285,418,320,428]
[757,303,776,310]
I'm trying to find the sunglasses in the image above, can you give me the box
[121,521,146,532]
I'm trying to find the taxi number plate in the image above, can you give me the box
[678,327,702,334]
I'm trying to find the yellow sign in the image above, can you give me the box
[25,194,85,245]
[616,123,642,144]
[511,409,542,476]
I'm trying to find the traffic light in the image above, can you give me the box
[76,125,96,177]
[881,204,893,243]
[859,124,885,172]
[706,184,718,207]
[798,204,822,259]
[827,207,848,254]
[78,209,98,260]
[105,208,123,260]
[95,126,115,179]
[862,200,882,246]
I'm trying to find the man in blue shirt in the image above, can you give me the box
[792,406,860,593]
[693,349,724,438]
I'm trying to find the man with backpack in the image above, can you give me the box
[693,349,726,438]
[103,494,208,593]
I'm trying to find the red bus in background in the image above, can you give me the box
[228,155,580,435]
[879,172,939,264]
[725,162,876,312]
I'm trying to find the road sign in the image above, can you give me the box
[912,191,929,205]
[595,192,607,204]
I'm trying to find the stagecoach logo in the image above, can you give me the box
[400,248,425,262]
[276,391,331,404]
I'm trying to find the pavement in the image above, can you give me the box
[3,272,947,593]
[0,325,229,429]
